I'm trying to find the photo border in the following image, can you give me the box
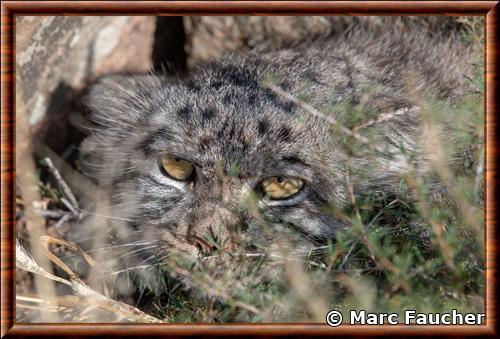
[1,1,498,336]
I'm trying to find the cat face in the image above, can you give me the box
[82,62,352,268]
[81,43,431,294]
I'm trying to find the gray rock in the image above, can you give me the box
[16,16,156,151]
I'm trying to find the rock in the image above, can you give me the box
[183,16,337,68]
[16,16,157,153]
[183,16,478,69]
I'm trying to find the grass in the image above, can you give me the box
[16,17,485,324]
[186,42,481,323]
[120,60,484,323]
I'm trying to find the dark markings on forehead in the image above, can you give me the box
[196,63,297,115]
[276,125,292,142]
[137,127,168,157]
[201,107,217,122]
[262,88,297,115]
[214,120,250,155]
[217,65,260,89]
[219,89,257,107]
[257,119,270,137]
[177,105,192,120]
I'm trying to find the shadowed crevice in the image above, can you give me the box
[152,17,187,74]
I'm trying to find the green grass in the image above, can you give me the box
[23,63,484,325]
[133,40,485,323]
[19,17,485,324]
[132,90,484,323]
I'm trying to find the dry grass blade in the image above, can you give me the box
[16,238,72,287]
[38,235,96,279]
[16,84,59,322]
[43,157,80,210]
[265,82,398,156]
[32,138,102,201]
[16,238,165,323]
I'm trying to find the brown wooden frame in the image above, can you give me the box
[1,1,498,337]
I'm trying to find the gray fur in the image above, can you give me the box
[79,17,482,292]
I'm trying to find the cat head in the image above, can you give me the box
[81,62,353,262]
[79,53,422,293]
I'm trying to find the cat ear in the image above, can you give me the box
[84,74,167,128]
[80,74,168,179]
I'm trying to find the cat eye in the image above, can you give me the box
[160,155,194,181]
[260,176,304,200]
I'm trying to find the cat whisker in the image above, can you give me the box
[58,240,158,260]
[138,254,159,266]
[78,208,136,222]
[108,264,156,276]
[87,240,158,253]
[153,253,173,265]
[115,245,159,260]
[71,229,146,244]
[71,231,114,244]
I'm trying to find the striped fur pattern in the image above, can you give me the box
[78,17,481,293]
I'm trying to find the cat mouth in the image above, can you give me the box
[191,235,216,254]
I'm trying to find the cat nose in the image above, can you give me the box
[191,235,216,254]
